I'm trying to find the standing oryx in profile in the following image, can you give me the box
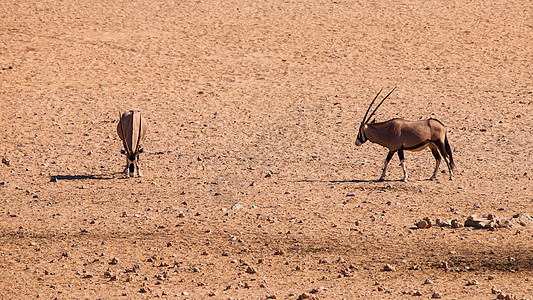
[355,88,455,181]
[117,110,148,177]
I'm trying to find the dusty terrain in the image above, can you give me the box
[1,0,533,298]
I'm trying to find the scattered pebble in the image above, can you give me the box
[297,292,313,299]
[382,264,395,271]
[231,204,244,210]
[466,279,478,286]
[415,217,432,229]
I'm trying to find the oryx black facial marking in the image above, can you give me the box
[355,88,455,181]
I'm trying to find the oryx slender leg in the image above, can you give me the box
[378,151,395,181]
[429,144,441,180]
[124,157,130,177]
[135,158,143,177]
[435,140,454,180]
[398,149,407,182]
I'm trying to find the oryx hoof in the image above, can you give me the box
[401,177,408,182]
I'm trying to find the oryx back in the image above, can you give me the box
[117,110,148,177]
[117,111,147,156]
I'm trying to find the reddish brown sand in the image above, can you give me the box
[1,0,533,298]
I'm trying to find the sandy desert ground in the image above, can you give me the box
[1,0,533,298]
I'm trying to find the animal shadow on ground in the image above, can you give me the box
[50,174,114,181]
[294,179,371,184]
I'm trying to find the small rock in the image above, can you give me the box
[466,279,478,286]
[382,264,395,271]
[424,279,434,284]
[431,292,442,298]
[412,291,422,296]
[439,261,449,269]
[464,215,492,228]
[109,257,119,265]
[231,203,244,210]
[297,292,312,299]
[416,219,431,229]
[451,219,462,228]
[246,266,258,274]
[273,249,285,255]
[2,157,11,166]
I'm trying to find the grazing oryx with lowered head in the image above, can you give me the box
[117,110,148,177]
[355,88,455,181]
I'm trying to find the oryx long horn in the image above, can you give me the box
[362,88,383,124]
[133,111,142,155]
[365,87,396,123]
[118,111,130,155]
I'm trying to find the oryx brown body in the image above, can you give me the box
[117,110,148,177]
[355,89,455,181]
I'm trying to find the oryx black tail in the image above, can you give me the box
[444,134,455,171]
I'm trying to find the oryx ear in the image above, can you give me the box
[138,148,144,153]
[120,149,126,155]
[370,118,376,124]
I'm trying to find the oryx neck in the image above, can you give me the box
[364,121,393,148]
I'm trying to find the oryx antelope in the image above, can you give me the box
[117,110,148,177]
[355,88,455,181]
